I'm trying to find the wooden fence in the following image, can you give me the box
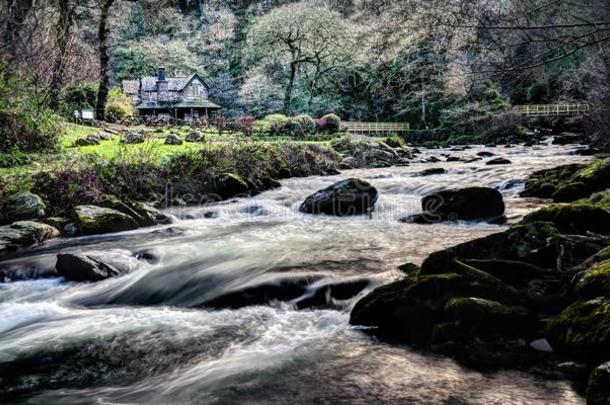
[512,103,591,117]
[344,122,410,135]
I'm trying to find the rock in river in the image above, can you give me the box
[56,250,141,282]
[74,205,139,236]
[402,187,505,224]
[299,178,378,216]
[0,221,60,256]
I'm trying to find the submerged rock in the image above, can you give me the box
[402,187,505,224]
[3,191,46,223]
[74,205,139,236]
[419,168,447,176]
[299,178,378,216]
[0,221,60,256]
[56,250,140,282]
[486,157,512,165]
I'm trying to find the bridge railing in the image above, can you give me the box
[344,122,410,134]
[512,103,591,117]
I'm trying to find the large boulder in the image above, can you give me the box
[522,204,610,235]
[299,178,378,216]
[402,187,505,224]
[73,205,139,236]
[0,221,60,256]
[3,191,46,223]
[56,250,141,282]
[520,164,586,199]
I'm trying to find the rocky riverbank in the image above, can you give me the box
[0,136,411,258]
[349,155,610,404]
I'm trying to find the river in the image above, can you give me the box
[0,142,592,404]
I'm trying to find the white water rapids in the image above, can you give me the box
[0,142,592,404]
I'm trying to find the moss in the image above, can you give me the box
[522,204,610,235]
[444,297,537,336]
[552,182,591,202]
[546,298,610,360]
[521,164,585,199]
[587,362,610,405]
[577,262,610,299]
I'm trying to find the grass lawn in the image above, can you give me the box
[0,122,342,187]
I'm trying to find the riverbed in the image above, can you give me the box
[0,142,592,404]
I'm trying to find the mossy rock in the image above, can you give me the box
[0,221,60,256]
[522,204,610,235]
[546,298,610,361]
[215,173,253,200]
[350,272,522,344]
[3,191,46,224]
[577,262,610,299]
[521,164,585,199]
[460,258,550,287]
[444,297,538,337]
[587,362,610,405]
[73,205,139,236]
[552,182,591,202]
[422,221,561,270]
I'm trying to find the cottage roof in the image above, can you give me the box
[136,100,221,110]
[122,73,209,95]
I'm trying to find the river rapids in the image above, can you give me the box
[0,142,593,404]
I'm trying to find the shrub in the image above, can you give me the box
[236,116,255,136]
[322,114,341,132]
[263,114,289,136]
[105,88,134,124]
[288,114,316,137]
[382,135,405,148]
[0,61,60,153]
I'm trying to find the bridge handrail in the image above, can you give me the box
[344,122,410,131]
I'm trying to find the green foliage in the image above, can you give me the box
[113,47,156,82]
[322,114,341,132]
[382,135,405,148]
[61,83,98,117]
[105,88,135,124]
[0,61,60,153]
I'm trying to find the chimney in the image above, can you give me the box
[157,67,166,81]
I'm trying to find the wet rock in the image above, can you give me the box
[572,147,600,156]
[576,262,610,299]
[73,205,139,236]
[0,221,60,256]
[546,297,610,361]
[553,132,586,145]
[240,205,269,216]
[521,164,586,199]
[134,248,162,265]
[164,133,183,145]
[299,178,378,216]
[530,338,553,353]
[419,168,447,176]
[486,157,512,165]
[444,297,538,337]
[552,182,591,202]
[3,191,46,223]
[185,131,205,142]
[477,151,495,157]
[402,187,505,224]
[121,131,145,144]
[101,195,171,227]
[215,173,253,199]
[446,156,463,162]
[587,362,610,405]
[523,204,610,235]
[56,250,139,282]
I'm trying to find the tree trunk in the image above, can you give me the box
[283,62,297,116]
[48,1,75,108]
[95,0,115,121]
[2,0,34,66]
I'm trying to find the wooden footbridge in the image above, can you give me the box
[343,102,590,136]
[512,103,591,117]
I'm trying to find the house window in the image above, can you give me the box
[192,84,200,97]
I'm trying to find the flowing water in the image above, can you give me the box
[0,143,593,404]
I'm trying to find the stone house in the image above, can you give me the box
[123,68,221,121]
